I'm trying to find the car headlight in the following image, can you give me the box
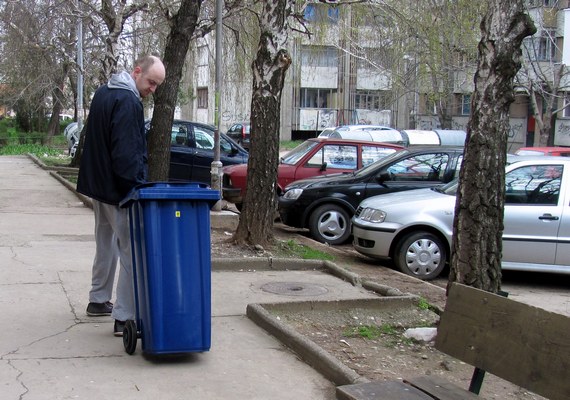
[358,208,386,223]
[283,188,303,200]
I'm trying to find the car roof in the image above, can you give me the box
[515,146,570,155]
[334,124,395,131]
[507,155,570,166]
[306,137,405,149]
[392,145,464,153]
[516,146,570,151]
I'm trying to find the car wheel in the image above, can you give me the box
[308,204,351,245]
[394,232,447,280]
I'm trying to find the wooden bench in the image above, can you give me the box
[337,282,570,400]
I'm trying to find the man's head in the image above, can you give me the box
[131,55,166,98]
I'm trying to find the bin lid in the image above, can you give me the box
[120,182,220,208]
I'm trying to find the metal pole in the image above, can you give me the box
[76,2,84,135]
[210,0,224,211]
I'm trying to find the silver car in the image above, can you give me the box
[352,158,570,280]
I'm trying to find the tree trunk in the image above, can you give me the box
[147,0,203,182]
[449,0,535,293]
[233,0,293,247]
[47,63,71,142]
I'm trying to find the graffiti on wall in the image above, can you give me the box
[354,109,392,126]
[299,109,338,130]
[221,111,251,123]
[555,119,570,146]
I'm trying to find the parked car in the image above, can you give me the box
[226,122,251,150]
[514,146,570,157]
[146,119,249,184]
[352,157,570,280]
[317,127,337,137]
[222,138,404,207]
[278,147,464,245]
[63,122,79,156]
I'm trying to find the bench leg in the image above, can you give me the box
[469,367,485,394]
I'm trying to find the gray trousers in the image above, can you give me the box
[89,200,135,321]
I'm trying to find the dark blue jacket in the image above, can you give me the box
[77,79,147,205]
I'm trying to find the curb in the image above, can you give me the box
[213,256,423,386]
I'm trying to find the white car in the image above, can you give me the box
[322,125,405,145]
[352,157,570,280]
[63,122,79,156]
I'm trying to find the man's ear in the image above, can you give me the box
[132,66,143,79]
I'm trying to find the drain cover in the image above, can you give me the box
[261,282,329,297]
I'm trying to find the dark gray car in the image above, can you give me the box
[226,122,251,150]
[146,119,249,184]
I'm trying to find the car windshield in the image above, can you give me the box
[281,140,319,165]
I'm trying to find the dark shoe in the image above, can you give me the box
[86,301,113,316]
[114,320,126,337]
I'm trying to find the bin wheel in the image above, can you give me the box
[123,320,137,355]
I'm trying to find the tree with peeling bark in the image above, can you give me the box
[450,0,536,293]
[233,0,293,247]
[146,0,204,181]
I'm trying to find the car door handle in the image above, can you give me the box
[539,214,559,221]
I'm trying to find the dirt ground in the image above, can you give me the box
[210,225,545,400]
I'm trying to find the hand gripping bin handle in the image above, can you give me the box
[120,182,220,355]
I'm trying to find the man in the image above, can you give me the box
[77,55,166,336]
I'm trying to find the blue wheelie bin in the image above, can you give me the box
[120,182,220,355]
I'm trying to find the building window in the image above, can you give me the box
[524,30,556,61]
[461,94,471,116]
[564,93,570,118]
[301,46,338,68]
[304,3,339,24]
[197,45,208,67]
[300,88,337,108]
[197,88,208,109]
[538,31,556,61]
[353,90,391,111]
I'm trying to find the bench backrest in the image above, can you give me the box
[436,282,570,400]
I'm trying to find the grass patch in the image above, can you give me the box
[343,324,396,340]
[279,140,303,151]
[343,324,415,346]
[278,239,335,261]
[38,154,73,167]
[417,297,430,310]
[0,143,64,157]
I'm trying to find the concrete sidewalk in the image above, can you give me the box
[0,155,390,400]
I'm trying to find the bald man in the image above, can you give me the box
[77,55,166,336]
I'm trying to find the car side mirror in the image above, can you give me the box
[320,162,328,172]
[377,170,391,183]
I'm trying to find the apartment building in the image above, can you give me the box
[180,0,570,150]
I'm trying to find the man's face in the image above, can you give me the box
[133,64,165,98]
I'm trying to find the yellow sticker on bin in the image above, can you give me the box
[176,211,181,218]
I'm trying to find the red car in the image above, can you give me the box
[514,146,570,157]
[222,138,404,207]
